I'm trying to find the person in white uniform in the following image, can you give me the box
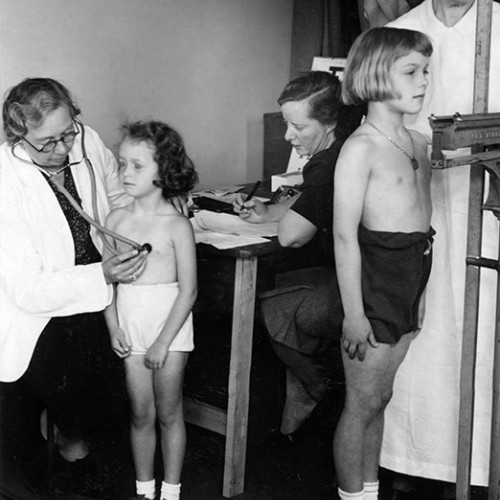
[0,77,149,497]
[380,0,500,490]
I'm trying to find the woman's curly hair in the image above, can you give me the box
[120,120,198,200]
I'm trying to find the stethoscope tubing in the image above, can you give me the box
[11,121,145,256]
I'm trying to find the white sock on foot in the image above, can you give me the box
[136,479,156,499]
[161,481,180,500]
[338,486,365,499]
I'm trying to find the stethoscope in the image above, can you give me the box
[11,120,152,256]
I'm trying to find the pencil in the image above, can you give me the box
[244,180,261,202]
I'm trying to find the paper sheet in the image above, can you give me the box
[191,210,278,249]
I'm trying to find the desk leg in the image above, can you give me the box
[222,256,258,498]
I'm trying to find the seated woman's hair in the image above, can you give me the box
[120,120,198,199]
[2,77,81,145]
[277,71,342,126]
[342,27,433,106]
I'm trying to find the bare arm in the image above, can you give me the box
[234,191,317,248]
[145,217,198,370]
[278,209,317,248]
[233,194,296,223]
[333,140,378,361]
[102,212,133,357]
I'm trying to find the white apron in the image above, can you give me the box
[382,0,500,485]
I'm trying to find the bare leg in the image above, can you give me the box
[154,352,188,485]
[125,356,157,481]
[334,334,412,493]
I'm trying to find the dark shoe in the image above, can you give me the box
[388,490,419,500]
[22,441,64,493]
[280,369,317,435]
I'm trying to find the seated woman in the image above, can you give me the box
[233,71,365,435]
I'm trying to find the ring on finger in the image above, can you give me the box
[130,274,137,281]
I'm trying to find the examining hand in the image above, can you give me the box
[102,248,149,284]
[341,314,378,361]
[170,194,190,216]
[232,193,268,223]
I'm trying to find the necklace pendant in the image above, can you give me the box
[411,158,419,171]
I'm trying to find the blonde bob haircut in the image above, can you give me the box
[342,27,432,106]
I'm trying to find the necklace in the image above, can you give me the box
[364,119,419,170]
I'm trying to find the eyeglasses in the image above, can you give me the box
[22,126,80,153]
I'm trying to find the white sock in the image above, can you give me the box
[136,479,156,499]
[338,486,365,499]
[161,481,181,500]
[364,480,379,500]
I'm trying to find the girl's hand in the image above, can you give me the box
[145,341,169,370]
[102,248,149,284]
[109,327,132,358]
[341,314,378,361]
[232,194,267,223]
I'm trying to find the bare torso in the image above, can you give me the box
[351,124,432,233]
[108,201,188,284]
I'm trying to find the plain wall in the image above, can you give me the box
[0,0,293,189]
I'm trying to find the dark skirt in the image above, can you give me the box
[21,311,126,439]
[260,266,343,355]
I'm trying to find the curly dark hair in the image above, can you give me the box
[120,120,198,200]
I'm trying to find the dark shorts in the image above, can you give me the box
[359,225,435,344]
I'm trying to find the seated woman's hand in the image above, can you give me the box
[102,248,149,284]
[170,194,189,216]
[232,193,268,223]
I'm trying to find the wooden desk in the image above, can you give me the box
[184,238,281,498]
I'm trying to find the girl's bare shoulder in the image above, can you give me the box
[159,210,192,232]
[337,124,377,168]
[407,128,428,149]
[106,202,134,226]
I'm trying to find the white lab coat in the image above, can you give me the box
[0,125,130,382]
[381,0,500,485]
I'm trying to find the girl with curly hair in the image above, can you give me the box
[104,120,198,500]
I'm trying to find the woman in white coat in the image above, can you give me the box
[0,77,149,496]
